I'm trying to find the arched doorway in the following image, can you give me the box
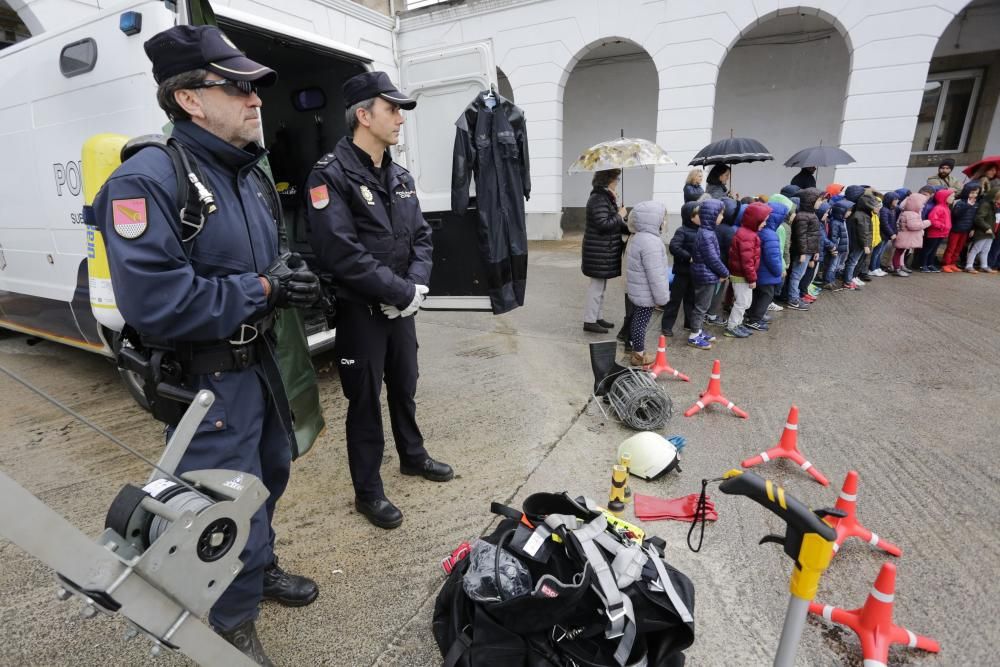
[561,39,657,231]
[713,13,850,196]
[905,0,1000,190]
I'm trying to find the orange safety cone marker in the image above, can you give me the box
[683,359,748,419]
[648,335,690,381]
[809,562,940,665]
[829,471,902,557]
[740,404,829,485]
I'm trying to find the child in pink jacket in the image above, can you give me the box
[892,193,930,275]
[919,189,953,272]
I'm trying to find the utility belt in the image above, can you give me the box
[117,315,274,426]
[174,314,275,375]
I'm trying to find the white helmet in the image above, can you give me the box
[617,432,679,480]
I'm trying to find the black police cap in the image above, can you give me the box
[343,71,416,110]
[144,25,277,86]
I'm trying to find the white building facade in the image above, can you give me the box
[399,0,1000,237]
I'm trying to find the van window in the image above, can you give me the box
[60,38,98,77]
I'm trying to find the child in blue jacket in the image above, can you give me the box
[744,201,787,331]
[688,199,729,349]
[823,199,852,288]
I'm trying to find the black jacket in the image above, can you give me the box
[669,202,700,274]
[790,169,817,189]
[848,194,879,251]
[581,187,626,279]
[791,188,822,255]
[306,137,433,308]
[452,93,531,314]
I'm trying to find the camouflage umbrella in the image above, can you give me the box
[568,137,675,204]
[568,137,676,173]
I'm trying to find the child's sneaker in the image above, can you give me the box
[744,320,769,332]
[723,326,748,338]
[704,314,723,326]
[807,284,821,297]
[801,294,817,304]
[701,331,717,343]
[767,302,784,312]
[852,276,866,286]
[736,325,754,336]
[786,300,810,311]
[842,280,857,290]
[688,334,713,349]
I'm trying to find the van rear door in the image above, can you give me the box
[399,43,497,311]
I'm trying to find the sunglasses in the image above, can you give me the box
[190,78,259,97]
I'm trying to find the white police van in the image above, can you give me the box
[0,0,498,399]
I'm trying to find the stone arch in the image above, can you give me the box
[712,11,852,195]
[559,37,658,229]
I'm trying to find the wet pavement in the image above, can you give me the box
[1,235,997,666]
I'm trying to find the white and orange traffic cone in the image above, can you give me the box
[648,335,690,382]
[828,471,902,557]
[809,562,940,665]
[683,359,748,419]
[741,404,828,485]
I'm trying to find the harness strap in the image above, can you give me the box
[443,632,471,667]
[545,513,636,665]
[645,545,694,624]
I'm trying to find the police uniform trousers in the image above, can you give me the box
[170,362,292,632]
[334,300,427,501]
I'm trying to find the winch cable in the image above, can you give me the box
[0,362,209,501]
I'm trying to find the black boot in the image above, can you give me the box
[262,556,319,607]
[219,618,275,667]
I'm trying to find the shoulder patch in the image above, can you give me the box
[310,184,330,209]
[112,198,148,239]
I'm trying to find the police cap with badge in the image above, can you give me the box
[144,24,277,87]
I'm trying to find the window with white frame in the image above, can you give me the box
[911,70,983,154]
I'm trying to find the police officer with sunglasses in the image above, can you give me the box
[92,25,321,665]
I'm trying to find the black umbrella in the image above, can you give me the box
[689,136,773,166]
[784,145,855,168]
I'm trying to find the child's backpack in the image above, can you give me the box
[432,493,695,666]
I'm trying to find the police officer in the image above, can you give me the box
[306,72,453,529]
[93,25,321,665]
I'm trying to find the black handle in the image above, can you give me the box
[720,471,836,542]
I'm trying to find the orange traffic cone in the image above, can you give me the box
[829,471,902,557]
[683,359,748,419]
[740,405,829,485]
[648,335,690,381]
[810,563,940,665]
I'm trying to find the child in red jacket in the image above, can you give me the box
[725,202,770,338]
[919,188,954,272]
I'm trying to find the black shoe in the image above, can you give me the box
[355,497,403,529]
[661,329,673,337]
[615,328,629,343]
[262,556,319,607]
[583,322,609,333]
[400,457,454,482]
[219,619,275,667]
[596,318,615,329]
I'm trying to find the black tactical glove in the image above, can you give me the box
[264,252,321,309]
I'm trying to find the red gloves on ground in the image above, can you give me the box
[634,493,717,522]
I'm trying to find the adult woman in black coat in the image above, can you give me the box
[582,169,628,333]
[705,164,731,198]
